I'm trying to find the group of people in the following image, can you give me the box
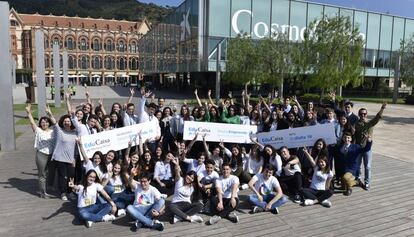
[26,85,386,231]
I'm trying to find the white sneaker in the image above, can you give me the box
[173,215,182,224]
[228,212,239,223]
[303,199,315,206]
[209,215,221,225]
[190,215,204,223]
[86,221,93,228]
[160,194,168,199]
[321,199,332,208]
[102,214,116,222]
[61,193,68,201]
[240,184,249,190]
[117,209,126,217]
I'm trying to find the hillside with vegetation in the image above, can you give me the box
[8,0,174,23]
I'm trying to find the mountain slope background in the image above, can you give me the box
[7,0,173,23]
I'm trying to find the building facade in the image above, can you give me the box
[9,9,150,85]
[138,0,414,93]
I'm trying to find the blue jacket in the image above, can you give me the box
[334,141,372,177]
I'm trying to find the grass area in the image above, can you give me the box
[14,103,66,125]
[347,97,405,104]
[15,131,23,139]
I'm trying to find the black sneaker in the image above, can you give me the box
[270,207,279,214]
[152,221,164,231]
[252,206,264,213]
[343,188,352,196]
[293,194,301,203]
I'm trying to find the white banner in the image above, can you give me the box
[79,122,158,158]
[183,121,257,143]
[255,124,337,149]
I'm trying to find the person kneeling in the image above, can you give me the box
[69,170,117,228]
[248,164,288,214]
[126,170,165,231]
[209,163,240,225]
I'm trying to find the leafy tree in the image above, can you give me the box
[303,15,364,99]
[399,34,414,94]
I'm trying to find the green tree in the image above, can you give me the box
[399,34,414,94]
[303,15,364,99]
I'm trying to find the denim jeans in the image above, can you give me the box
[78,203,111,222]
[126,198,165,227]
[355,149,372,185]
[248,194,288,210]
[112,190,134,209]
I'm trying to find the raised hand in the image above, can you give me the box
[381,102,387,110]
[144,90,152,98]
[25,103,31,113]
[68,177,75,188]
[45,104,52,115]
[130,88,135,96]
[207,89,211,97]
[228,91,232,98]
[194,88,198,95]
[98,98,103,107]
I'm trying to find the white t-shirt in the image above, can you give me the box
[282,163,302,176]
[245,156,264,175]
[172,177,194,203]
[109,175,125,194]
[183,158,206,176]
[198,170,219,185]
[34,127,55,155]
[251,173,281,196]
[269,155,283,176]
[310,167,333,190]
[83,160,108,181]
[216,175,239,199]
[132,184,162,206]
[153,161,172,180]
[76,183,103,208]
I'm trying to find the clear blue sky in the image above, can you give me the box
[138,0,414,19]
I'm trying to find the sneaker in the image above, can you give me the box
[208,215,221,225]
[252,206,264,213]
[270,207,279,214]
[240,184,249,190]
[160,194,168,199]
[86,221,93,228]
[60,193,68,201]
[228,212,239,223]
[152,220,164,231]
[190,215,204,223]
[303,199,315,206]
[68,192,77,201]
[102,214,116,222]
[293,194,301,204]
[363,183,370,191]
[117,209,126,217]
[321,200,332,208]
[173,215,182,224]
[344,188,352,196]
[134,220,143,229]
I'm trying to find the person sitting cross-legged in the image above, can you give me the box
[248,164,288,214]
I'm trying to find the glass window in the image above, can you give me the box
[354,11,368,47]
[117,39,126,52]
[307,3,324,25]
[105,39,114,52]
[92,56,102,69]
[289,1,307,42]
[339,8,354,27]
[324,6,339,18]
[78,38,88,51]
[271,0,289,36]
[392,17,405,51]
[379,15,392,51]
[92,39,101,51]
[209,0,231,37]
[366,13,380,49]
[251,0,271,39]
[104,56,115,70]
[230,0,252,37]
[79,56,89,69]
[68,55,76,69]
[405,19,414,42]
[117,57,126,70]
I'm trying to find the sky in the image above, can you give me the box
[138,0,414,19]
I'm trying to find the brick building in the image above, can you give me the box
[9,8,150,85]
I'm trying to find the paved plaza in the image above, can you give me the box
[0,86,413,236]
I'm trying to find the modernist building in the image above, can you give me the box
[138,0,414,93]
[9,8,150,85]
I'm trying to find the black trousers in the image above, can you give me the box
[278,172,303,195]
[54,160,75,194]
[301,188,333,203]
[152,179,175,196]
[211,197,239,218]
[169,201,203,220]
